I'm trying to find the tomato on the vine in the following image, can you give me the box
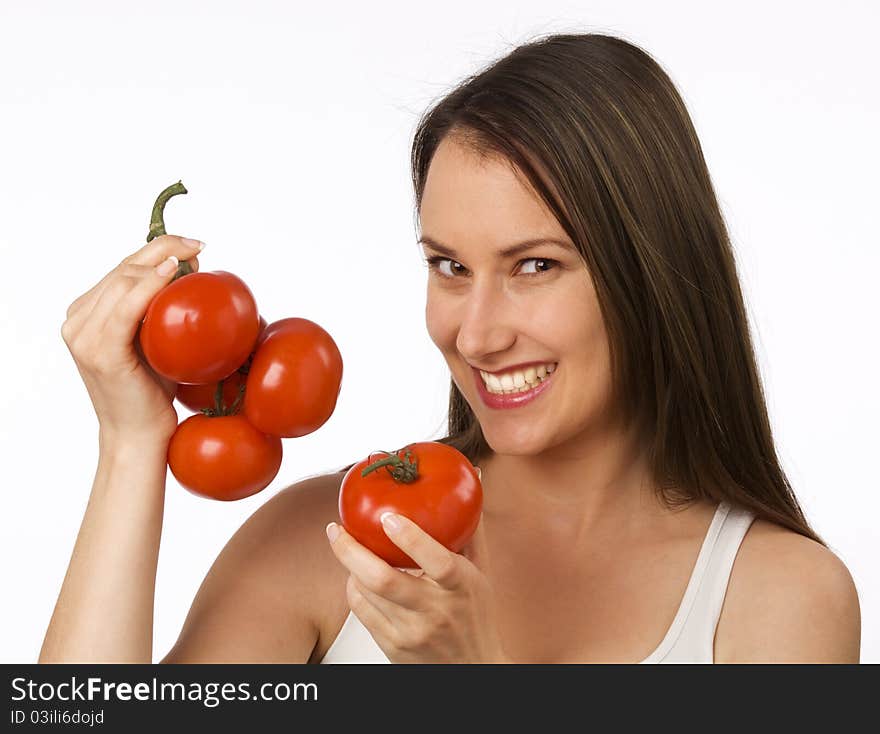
[175,371,246,414]
[167,413,282,501]
[243,317,343,438]
[338,442,483,568]
[174,315,268,413]
[139,270,261,385]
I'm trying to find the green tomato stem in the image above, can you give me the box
[200,378,246,418]
[214,379,225,414]
[227,383,246,415]
[361,447,419,483]
[147,180,194,282]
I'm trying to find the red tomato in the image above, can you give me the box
[174,315,268,413]
[338,442,483,568]
[252,314,270,350]
[167,414,282,501]
[243,317,343,438]
[139,270,260,385]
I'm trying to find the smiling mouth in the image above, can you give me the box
[477,362,558,395]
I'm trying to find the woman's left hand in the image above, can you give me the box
[325,472,510,663]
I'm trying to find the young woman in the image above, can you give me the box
[40,32,860,664]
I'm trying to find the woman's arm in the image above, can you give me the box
[39,433,168,663]
[43,233,205,662]
[42,456,345,664]
[714,519,861,663]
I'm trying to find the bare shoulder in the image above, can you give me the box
[714,516,861,663]
[161,470,349,663]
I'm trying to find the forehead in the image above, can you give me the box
[419,136,563,240]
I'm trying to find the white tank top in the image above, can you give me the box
[320,499,756,663]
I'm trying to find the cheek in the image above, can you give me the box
[562,283,615,405]
[572,316,615,416]
[424,293,454,349]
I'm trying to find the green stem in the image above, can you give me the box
[237,353,254,376]
[214,379,225,414]
[361,447,419,484]
[227,382,247,415]
[147,180,194,282]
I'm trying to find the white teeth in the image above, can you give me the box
[479,363,557,395]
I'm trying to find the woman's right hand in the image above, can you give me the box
[61,235,205,445]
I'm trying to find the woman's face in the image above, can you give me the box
[419,135,616,457]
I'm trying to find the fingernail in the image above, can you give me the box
[156,255,178,276]
[476,467,482,479]
[181,238,205,251]
[380,512,401,533]
[325,521,339,543]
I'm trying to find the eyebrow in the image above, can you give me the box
[418,235,576,260]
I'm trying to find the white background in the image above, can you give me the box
[1,1,877,663]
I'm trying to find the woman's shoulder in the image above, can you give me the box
[233,468,347,574]
[264,467,347,526]
[267,469,352,661]
[713,515,861,662]
[162,468,349,663]
[261,468,351,638]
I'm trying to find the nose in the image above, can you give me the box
[454,276,520,360]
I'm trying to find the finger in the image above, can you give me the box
[345,574,398,644]
[327,522,426,610]
[66,262,139,325]
[66,235,203,322]
[399,568,425,578]
[348,572,412,622]
[106,255,190,346]
[126,233,205,267]
[74,268,146,345]
[78,256,177,343]
[379,512,463,590]
[65,252,201,331]
[65,263,153,334]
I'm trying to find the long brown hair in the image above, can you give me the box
[339,32,824,546]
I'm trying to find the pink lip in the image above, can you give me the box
[471,364,557,409]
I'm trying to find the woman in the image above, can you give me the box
[41,32,860,664]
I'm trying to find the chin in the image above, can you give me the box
[480,426,550,457]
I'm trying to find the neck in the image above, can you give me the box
[478,419,666,544]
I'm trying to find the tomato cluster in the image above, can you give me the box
[139,182,343,501]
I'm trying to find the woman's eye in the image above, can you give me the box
[425,257,465,278]
[518,258,556,276]
[424,256,558,279]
